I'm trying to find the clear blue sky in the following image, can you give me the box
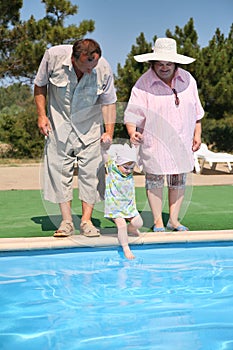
[21,0,232,73]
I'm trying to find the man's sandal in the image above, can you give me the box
[80,220,100,237]
[53,220,75,237]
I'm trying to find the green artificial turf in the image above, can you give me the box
[0,185,233,238]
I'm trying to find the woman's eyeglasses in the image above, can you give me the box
[172,88,180,107]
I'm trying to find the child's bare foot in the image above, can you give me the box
[123,246,135,260]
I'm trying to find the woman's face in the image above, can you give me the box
[152,61,176,85]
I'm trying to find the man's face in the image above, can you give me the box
[152,61,176,84]
[74,52,100,74]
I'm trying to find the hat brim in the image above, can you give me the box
[134,52,195,64]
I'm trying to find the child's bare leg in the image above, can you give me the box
[127,215,143,235]
[114,218,135,260]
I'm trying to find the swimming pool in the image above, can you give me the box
[1,243,233,350]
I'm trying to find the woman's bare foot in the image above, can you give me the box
[123,245,135,260]
[153,218,164,229]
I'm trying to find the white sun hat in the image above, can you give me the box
[108,144,137,165]
[134,37,195,64]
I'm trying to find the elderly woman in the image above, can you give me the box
[124,37,204,232]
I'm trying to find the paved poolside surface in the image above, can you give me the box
[1,162,233,190]
[0,162,233,252]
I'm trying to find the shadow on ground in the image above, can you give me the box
[31,211,169,234]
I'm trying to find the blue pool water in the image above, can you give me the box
[1,243,233,350]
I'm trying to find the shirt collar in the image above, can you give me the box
[62,55,97,77]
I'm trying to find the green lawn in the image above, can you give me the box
[0,185,233,238]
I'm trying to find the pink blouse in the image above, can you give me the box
[124,67,204,174]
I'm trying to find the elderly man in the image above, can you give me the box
[34,38,116,237]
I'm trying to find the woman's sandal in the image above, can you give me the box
[166,223,189,231]
[152,226,165,232]
[53,220,75,237]
[80,220,100,237]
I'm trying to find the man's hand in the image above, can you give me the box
[100,132,112,150]
[38,115,51,137]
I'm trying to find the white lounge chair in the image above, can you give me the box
[194,143,233,174]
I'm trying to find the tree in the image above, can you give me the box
[0,83,44,158]
[195,25,233,120]
[0,0,95,83]
[165,18,201,79]
[0,0,96,158]
[1,10,233,156]
[0,0,22,27]
[115,32,153,103]
[114,33,153,141]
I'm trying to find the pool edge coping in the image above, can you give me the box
[1,230,233,252]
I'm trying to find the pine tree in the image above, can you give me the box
[0,0,95,83]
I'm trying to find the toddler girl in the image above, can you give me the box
[104,144,143,259]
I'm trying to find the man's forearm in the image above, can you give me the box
[102,103,116,138]
[34,84,50,135]
[34,85,47,117]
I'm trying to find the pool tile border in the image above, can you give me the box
[1,230,233,252]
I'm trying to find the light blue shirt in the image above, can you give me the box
[34,45,117,144]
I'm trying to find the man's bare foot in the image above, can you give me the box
[123,246,135,260]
